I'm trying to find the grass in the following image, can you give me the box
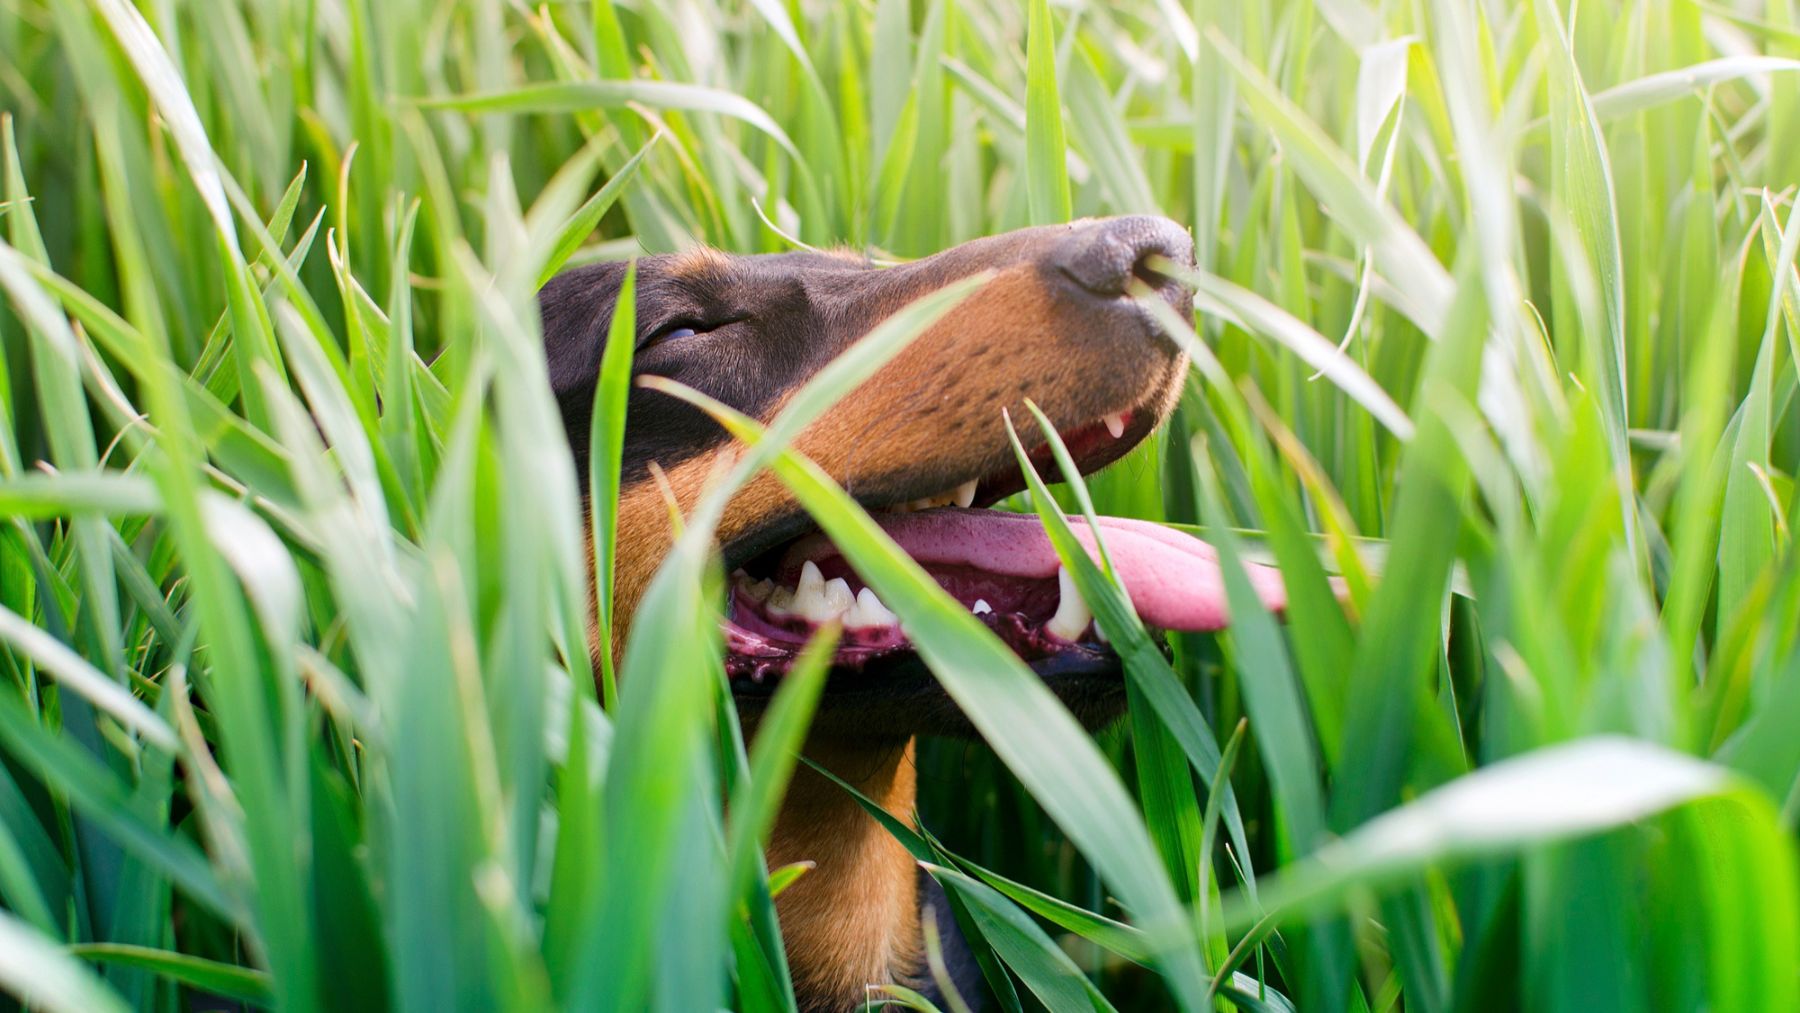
[2,0,1799,1009]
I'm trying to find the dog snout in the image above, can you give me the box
[1054,215,1195,306]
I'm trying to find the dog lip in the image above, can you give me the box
[724,578,1121,688]
[724,639,1127,703]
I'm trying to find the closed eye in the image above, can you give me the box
[642,320,705,349]
[642,315,748,350]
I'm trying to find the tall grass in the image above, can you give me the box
[2,0,1799,1009]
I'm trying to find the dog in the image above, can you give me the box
[539,215,1290,1011]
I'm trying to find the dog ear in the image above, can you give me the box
[539,260,630,407]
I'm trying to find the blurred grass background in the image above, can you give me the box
[3,0,1800,1009]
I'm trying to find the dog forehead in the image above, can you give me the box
[652,245,870,279]
[603,247,868,313]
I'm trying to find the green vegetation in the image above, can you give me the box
[3,0,1800,1009]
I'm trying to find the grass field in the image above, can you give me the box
[3,0,1800,1009]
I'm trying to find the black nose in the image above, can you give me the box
[1053,215,1196,298]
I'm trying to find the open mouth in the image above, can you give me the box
[721,408,1291,690]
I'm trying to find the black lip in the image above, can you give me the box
[730,642,1137,736]
[721,509,818,575]
[728,640,1122,699]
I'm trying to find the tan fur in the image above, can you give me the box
[765,739,922,1010]
[667,244,732,276]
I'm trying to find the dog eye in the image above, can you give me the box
[645,322,703,348]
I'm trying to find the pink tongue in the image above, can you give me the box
[779,508,1289,632]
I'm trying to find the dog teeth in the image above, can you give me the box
[845,586,899,629]
[734,571,776,603]
[1102,412,1127,439]
[765,585,795,616]
[790,561,842,623]
[971,599,992,615]
[1045,567,1094,642]
[822,577,856,617]
[757,563,902,630]
[892,479,980,513]
[796,560,825,598]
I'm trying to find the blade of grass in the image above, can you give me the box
[1004,401,1256,902]
[589,261,638,708]
[926,864,1119,1013]
[1024,0,1072,224]
[535,134,661,288]
[66,945,271,1006]
[0,913,129,1013]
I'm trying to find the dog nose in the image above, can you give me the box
[1053,215,1195,298]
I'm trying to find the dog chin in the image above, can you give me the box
[730,650,1130,741]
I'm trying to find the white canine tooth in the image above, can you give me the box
[971,599,992,615]
[1046,567,1094,642]
[765,586,795,616]
[846,586,899,629]
[953,479,978,508]
[1102,412,1127,439]
[797,560,825,598]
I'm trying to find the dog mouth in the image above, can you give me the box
[720,407,1290,692]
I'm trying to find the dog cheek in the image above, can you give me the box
[588,450,737,667]
[813,272,1173,483]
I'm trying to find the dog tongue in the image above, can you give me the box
[778,508,1288,632]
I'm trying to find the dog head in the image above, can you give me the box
[542,216,1209,737]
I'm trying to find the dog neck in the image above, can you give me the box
[766,734,923,1012]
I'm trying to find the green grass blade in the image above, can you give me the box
[66,945,272,1006]
[1024,0,1072,224]
[0,606,174,752]
[589,261,638,708]
[0,913,129,1013]
[927,865,1118,1013]
[1003,402,1256,898]
[536,134,661,288]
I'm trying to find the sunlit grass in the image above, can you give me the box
[2,0,1799,1009]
